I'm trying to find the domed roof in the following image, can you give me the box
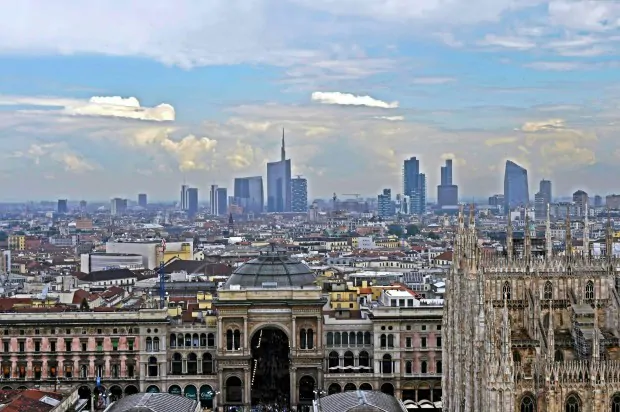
[224,245,317,289]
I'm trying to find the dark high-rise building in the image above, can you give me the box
[403,157,426,215]
[573,190,588,216]
[138,193,147,208]
[267,130,292,213]
[377,188,395,218]
[110,198,127,216]
[210,185,219,215]
[594,195,603,208]
[437,159,458,207]
[217,187,228,216]
[503,160,529,213]
[57,199,68,214]
[291,176,308,212]
[186,188,198,217]
[534,179,552,220]
[234,176,264,214]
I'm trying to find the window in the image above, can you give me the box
[111,364,119,378]
[421,337,427,348]
[2,341,7,352]
[300,329,307,349]
[128,339,134,351]
[387,334,394,348]
[544,281,553,300]
[520,394,535,412]
[34,341,40,352]
[127,364,135,377]
[207,333,215,347]
[327,332,333,346]
[436,361,442,374]
[381,354,392,374]
[406,337,412,348]
[513,351,521,363]
[19,342,24,352]
[328,351,339,369]
[437,325,441,331]
[96,340,103,352]
[50,342,56,352]
[436,337,442,347]
[421,360,427,374]
[364,332,371,345]
[82,342,87,352]
[80,365,88,378]
[585,281,594,300]
[202,353,213,374]
[380,334,386,348]
[565,393,581,412]
[503,282,512,300]
[148,357,158,377]
[406,325,411,330]
[112,339,118,351]
[146,337,153,352]
[153,337,160,352]
[405,361,412,374]
[421,325,427,331]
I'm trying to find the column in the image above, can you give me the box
[290,366,297,407]
[316,315,322,351]
[197,356,202,374]
[218,318,223,351]
[243,317,248,351]
[244,367,251,408]
[292,316,297,349]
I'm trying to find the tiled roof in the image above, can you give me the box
[107,393,198,412]
[317,390,407,412]
[0,389,63,412]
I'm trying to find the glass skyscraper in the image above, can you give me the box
[267,131,292,213]
[234,176,264,214]
[403,157,426,215]
[503,160,529,213]
[291,176,308,212]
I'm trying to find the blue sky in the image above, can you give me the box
[0,0,619,201]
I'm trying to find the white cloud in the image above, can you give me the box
[0,95,175,122]
[480,34,537,50]
[374,116,404,121]
[311,92,398,108]
[520,119,566,132]
[411,77,456,85]
[160,134,217,171]
[11,143,98,173]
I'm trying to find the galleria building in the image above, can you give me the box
[0,247,442,411]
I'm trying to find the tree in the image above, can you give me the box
[0,231,7,242]
[406,224,420,236]
[427,232,440,240]
[387,225,404,237]
[80,298,90,311]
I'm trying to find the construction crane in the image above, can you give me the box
[343,193,362,199]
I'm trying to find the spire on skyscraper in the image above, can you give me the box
[281,128,286,161]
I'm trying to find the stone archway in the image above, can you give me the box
[250,327,290,407]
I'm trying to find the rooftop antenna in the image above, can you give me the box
[281,128,286,162]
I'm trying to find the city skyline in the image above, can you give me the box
[0,1,619,200]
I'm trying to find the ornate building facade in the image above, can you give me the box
[443,208,620,412]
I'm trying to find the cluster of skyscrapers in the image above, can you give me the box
[177,131,309,216]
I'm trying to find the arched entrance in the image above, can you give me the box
[298,376,315,409]
[168,385,182,396]
[109,385,123,402]
[184,384,198,401]
[78,386,92,409]
[199,384,215,409]
[124,385,139,396]
[360,383,372,391]
[344,383,357,392]
[250,327,290,407]
[146,385,160,393]
[328,383,341,395]
[93,385,107,410]
[1,386,11,390]
[381,383,394,396]
[226,376,243,404]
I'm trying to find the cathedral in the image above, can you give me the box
[442,206,620,412]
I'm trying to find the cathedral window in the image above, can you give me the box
[611,393,620,412]
[585,281,594,300]
[544,281,553,300]
[554,350,564,362]
[513,351,521,363]
[503,282,512,300]
[520,394,535,412]
[565,393,581,412]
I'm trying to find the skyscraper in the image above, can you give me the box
[573,190,588,216]
[267,130,292,213]
[210,185,219,215]
[57,199,68,214]
[234,176,264,214]
[534,179,551,220]
[503,160,529,213]
[180,185,189,210]
[138,193,147,208]
[437,159,458,207]
[377,188,395,218]
[403,157,426,215]
[186,188,198,217]
[111,198,127,216]
[291,176,308,212]
[217,187,228,216]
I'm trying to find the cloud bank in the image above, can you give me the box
[311,92,399,108]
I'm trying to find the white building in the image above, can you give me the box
[80,253,144,274]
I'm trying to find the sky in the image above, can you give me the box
[0,0,619,202]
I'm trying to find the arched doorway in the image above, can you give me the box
[78,386,92,409]
[124,385,139,396]
[93,386,107,410]
[17,386,27,390]
[199,385,215,409]
[250,327,290,407]
[359,383,372,391]
[299,376,315,408]
[109,385,123,402]
[1,386,11,390]
[344,383,357,392]
[226,376,243,404]
[146,385,160,393]
[381,383,394,396]
[168,385,182,396]
[328,383,341,395]
[184,385,198,401]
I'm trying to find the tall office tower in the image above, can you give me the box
[180,185,189,210]
[377,189,395,218]
[186,188,198,217]
[594,195,603,208]
[217,187,228,216]
[291,176,308,212]
[234,176,264,214]
[210,185,219,215]
[267,130,292,213]
[138,193,147,208]
[437,159,458,208]
[57,199,68,214]
[503,160,529,214]
[573,190,589,216]
[403,157,426,215]
[534,179,552,220]
[111,198,127,216]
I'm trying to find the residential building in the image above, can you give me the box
[573,190,589,216]
[111,198,127,216]
[138,194,147,208]
[377,189,395,219]
[291,176,308,212]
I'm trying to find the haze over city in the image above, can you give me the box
[0,0,618,201]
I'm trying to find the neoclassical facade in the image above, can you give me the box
[213,247,326,411]
[443,209,620,412]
